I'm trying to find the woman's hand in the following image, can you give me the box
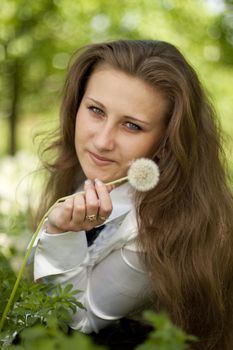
[46,179,113,234]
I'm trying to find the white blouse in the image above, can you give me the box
[30,183,152,333]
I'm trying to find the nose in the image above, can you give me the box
[93,122,116,152]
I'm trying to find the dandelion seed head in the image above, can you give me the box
[127,158,160,192]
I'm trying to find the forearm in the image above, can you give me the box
[33,228,88,280]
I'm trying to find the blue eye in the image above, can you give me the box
[124,122,141,131]
[88,105,104,115]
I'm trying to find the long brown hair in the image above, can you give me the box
[37,40,233,349]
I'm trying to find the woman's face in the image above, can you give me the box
[75,65,168,182]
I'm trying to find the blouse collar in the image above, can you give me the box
[105,182,134,224]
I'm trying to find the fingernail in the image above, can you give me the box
[85,179,92,186]
[95,178,103,186]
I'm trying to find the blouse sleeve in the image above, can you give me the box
[32,229,151,334]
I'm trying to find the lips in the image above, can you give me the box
[88,151,115,165]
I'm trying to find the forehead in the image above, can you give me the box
[84,64,168,120]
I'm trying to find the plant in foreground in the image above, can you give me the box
[0,253,196,350]
[0,277,83,348]
[1,309,197,350]
[136,311,197,350]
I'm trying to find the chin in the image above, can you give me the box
[83,169,109,182]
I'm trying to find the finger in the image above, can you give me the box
[106,183,114,192]
[71,193,86,226]
[84,179,99,224]
[94,178,113,223]
[48,197,74,232]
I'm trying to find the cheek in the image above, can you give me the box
[124,134,160,159]
[75,112,91,143]
[140,136,154,150]
[142,137,158,155]
[75,114,85,154]
[143,128,165,155]
[74,118,80,146]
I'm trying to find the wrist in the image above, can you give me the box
[46,222,64,234]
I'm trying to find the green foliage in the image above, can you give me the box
[0,250,196,350]
[0,210,31,239]
[136,311,197,350]
[0,304,197,350]
[0,252,17,318]
[0,249,83,348]
[6,317,106,350]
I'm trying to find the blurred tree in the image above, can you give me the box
[214,0,233,65]
[0,0,232,155]
[0,0,60,155]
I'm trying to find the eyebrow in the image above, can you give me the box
[85,97,151,126]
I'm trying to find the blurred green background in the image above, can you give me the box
[0,0,232,207]
[0,3,232,344]
[0,2,232,344]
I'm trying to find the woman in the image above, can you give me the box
[31,40,233,349]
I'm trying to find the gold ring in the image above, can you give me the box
[86,214,97,222]
[99,216,106,221]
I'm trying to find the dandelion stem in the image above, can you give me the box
[57,176,128,202]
